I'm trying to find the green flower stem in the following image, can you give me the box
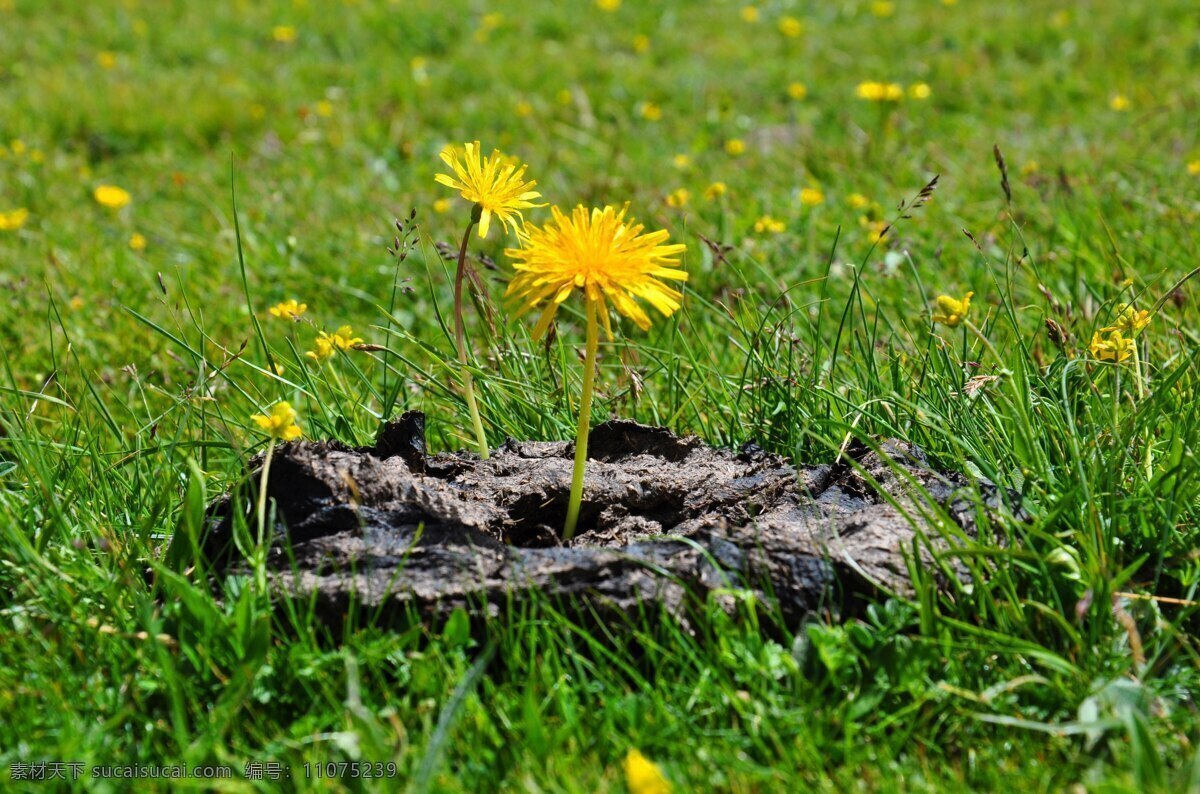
[454,212,489,459]
[563,301,600,541]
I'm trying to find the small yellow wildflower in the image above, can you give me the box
[740,6,760,23]
[1109,94,1130,112]
[435,141,544,239]
[94,185,132,210]
[640,102,663,121]
[624,750,672,794]
[557,89,574,105]
[1021,160,1040,176]
[0,208,29,231]
[252,401,302,441]
[704,182,728,200]
[672,153,691,169]
[632,34,651,53]
[433,198,453,214]
[800,187,825,207]
[870,1,895,17]
[778,16,803,37]
[30,149,44,164]
[129,232,147,251]
[666,188,690,208]
[932,292,973,327]
[306,325,362,362]
[481,12,504,29]
[1188,160,1200,176]
[515,100,534,118]
[847,193,871,209]
[596,0,620,10]
[96,51,118,70]
[725,138,746,156]
[272,25,298,43]
[1089,330,1133,363]
[856,82,904,102]
[754,215,786,234]
[908,83,932,100]
[1102,303,1151,337]
[865,219,889,243]
[269,299,308,321]
[505,204,688,339]
[315,99,334,117]
[788,82,808,100]
[1050,10,1069,27]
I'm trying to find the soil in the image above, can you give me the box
[187,412,1022,628]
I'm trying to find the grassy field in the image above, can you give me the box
[2,0,1200,790]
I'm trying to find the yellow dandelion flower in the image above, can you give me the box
[740,6,760,23]
[778,16,803,37]
[932,292,973,327]
[704,182,728,200]
[315,99,334,117]
[0,208,29,231]
[515,100,534,118]
[251,401,302,441]
[800,187,824,207]
[640,102,663,121]
[596,0,620,10]
[96,51,118,70]
[870,1,895,18]
[433,198,452,213]
[624,750,672,794]
[725,138,746,156]
[1188,160,1200,176]
[269,299,308,320]
[1089,330,1133,363]
[847,193,871,209]
[632,34,651,53]
[754,215,786,234]
[908,82,932,100]
[505,204,688,340]
[666,188,690,208]
[272,25,298,43]
[1109,94,1130,111]
[435,141,544,238]
[94,184,132,210]
[672,153,691,169]
[788,82,808,100]
[129,232,147,251]
[1101,303,1151,337]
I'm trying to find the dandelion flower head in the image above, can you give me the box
[505,204,688,340]
[435,141,544,239]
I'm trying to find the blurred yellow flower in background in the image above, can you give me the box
[848,193,871,209]
[800,187,825,206]
[704,182,728,200]
[778,16,803,37]
[1188,160,1200,176]
[725,138,746,156]
[754,215,786,234]
[640,102,663,121]
[633,34,651,53]
[932,292,973,327]
[94,185,132,209]
[252,401,302,441]
[272,25,298,43]
[1109,94,1130,111]
[596,0,620,11]
[909,83,932,100]
[871,1,896,17]
[740,6,759,23]
[129,232,147,251]
[435,141,544,238]
[857,81,904,102]
[666,188,690,208]
[0,208,29,231]
[624,750,671,794]
[788,82,808,100]
[96,51,118,70]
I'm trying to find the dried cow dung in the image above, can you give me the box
[185,412,1021,628]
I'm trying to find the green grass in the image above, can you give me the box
[2,0,1200,790]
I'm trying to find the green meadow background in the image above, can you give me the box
[2,0,1199,790]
